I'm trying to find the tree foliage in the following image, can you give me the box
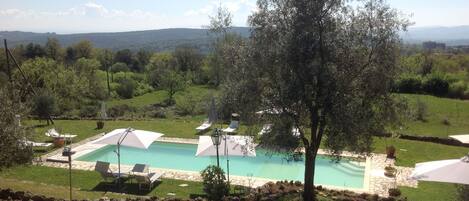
[160,69,186,105]
[200,165,230,201]
[235,0,409,200]
[0,88,33,169]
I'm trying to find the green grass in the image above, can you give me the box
[372,137,468,167]
[0,165,204,199]
[107,85,218,109]
[399,182,459,201]
[372,137,466,200]
[399,94,469,137]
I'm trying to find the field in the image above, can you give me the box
[399,94,469,137]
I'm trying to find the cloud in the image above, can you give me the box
[185,0,257,17]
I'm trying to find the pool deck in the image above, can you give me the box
[42,133,417,197]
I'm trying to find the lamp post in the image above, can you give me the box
[62,144,75,201]
[211,128,222,167]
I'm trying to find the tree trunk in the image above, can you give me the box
[106,67,111,96]
[303,148,317,201]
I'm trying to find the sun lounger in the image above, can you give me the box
[95,161,128,184]
[196,120,212,132]
[134,172,163,191]
[45,128,77,139]
[258,124,272,135]
[222,120,239,133]
[292,127,300,137]
[22,140,53,147]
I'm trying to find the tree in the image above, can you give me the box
[160,70,185,105]
[207,5,234,86]
[173,45,202,72]
[65,46,77,64]
[44,37,61,60]
[115,49,137,71]
[244,1,408,200]
[73,40,93,59]
[135,49,151,72]
[97,49,114,95]
[116,78,135,99]
[0,88,33,169]
[23,43,45,59]
[201,165,230,201]
[33,90,56,125]
[146,53,174,88]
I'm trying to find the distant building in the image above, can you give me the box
[422,41,446,50]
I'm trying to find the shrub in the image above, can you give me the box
[32,90,56,125]
[96,121,104,129]
[388,188,401,197]
[201,165,230,201]
[79,105,99,118]
[110,62,129,73]
[395,75,422,93]
[422,74,449,96]
[107,104,136,118]
[175,94,202,116]
[384,165,397,177]
[414,98,428,122]
[448,81,467,99]
[457,184,469,201]
[116,78,136,99]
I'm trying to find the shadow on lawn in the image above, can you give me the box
[91,181,162,196]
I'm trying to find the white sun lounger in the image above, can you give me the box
[45,128,77,139]
[196,120,212,132]
[292,127,300,137]
[258,124,272,135]
[222,120,239,133]
[23,140,53,147]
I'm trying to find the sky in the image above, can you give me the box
[0,0,468,34]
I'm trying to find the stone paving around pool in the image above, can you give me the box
[41,132,417,197]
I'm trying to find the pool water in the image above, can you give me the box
[77,142,365,188]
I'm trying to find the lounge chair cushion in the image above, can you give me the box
[196,121,212,131]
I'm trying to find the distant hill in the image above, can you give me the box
[1,26,469,52]
[402,26,469,46]
[0,27,251,53]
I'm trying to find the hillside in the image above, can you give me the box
[0,27,251,53]
[2,26,469,52]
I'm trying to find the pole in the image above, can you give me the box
[3,39,12,82]
[68,154,72,201]
[215,143,220,167]
[117,143,121,191]
[225,136,230,184]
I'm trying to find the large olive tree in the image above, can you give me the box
[246,0,408,200]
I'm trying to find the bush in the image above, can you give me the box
[79,105,99,118]
[107,104,136,118]
[116,78,136,99]
[110,62,129,73]
[32,90,56,124]
[449,81,468,99]
[395,75,422,93]
[175,94,203,116]
[201,165,230,201]
[414,98,428,122]
[422,74,449,96]
[96,121,104,129]
[388,188,401,197]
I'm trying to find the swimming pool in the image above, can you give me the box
[77,142,365,188]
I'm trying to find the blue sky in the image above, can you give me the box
[0,0,468,33]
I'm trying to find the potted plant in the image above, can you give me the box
[96,102,107,129]
[386,145,396,159]
[384,165,397,177]
[96,120,104,129]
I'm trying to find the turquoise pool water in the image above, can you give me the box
[77,142,365,188]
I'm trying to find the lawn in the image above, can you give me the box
[107,85,219,109]
[399,181,459,201]
[398,94,469,138]
[0,165,204,200]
